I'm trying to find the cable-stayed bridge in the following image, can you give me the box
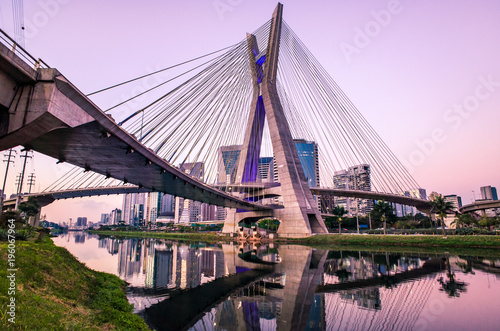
[0,4,430,237]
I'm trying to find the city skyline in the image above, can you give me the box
[0,0,499,222]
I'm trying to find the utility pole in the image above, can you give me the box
[27,173,36,194]
[0,149,16,213]
[15,150,32,209]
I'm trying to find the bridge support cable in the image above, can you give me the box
[86,44,237,97]
[274,21,420,194]
[39,7,423,210]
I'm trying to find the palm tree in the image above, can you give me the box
[430,195,454,235]
[331,206,346,234]
[372,200,393,235]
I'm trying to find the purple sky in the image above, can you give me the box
[1,0,499,222]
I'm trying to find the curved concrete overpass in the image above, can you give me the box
[310,187,432,213]
[459,200,500,214]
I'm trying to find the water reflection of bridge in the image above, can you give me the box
[114,240,444,330]
[95,233,482,330]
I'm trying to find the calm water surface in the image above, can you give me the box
[53,232,500,331]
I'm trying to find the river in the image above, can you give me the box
[52,232,500,331]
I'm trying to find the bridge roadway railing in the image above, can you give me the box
[0,28,49,69]
[0,36,273,213]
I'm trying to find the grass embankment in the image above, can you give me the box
[89,230,229,243]
[287,234,500,248]
[0,235,150,330]
[91,230,500,248]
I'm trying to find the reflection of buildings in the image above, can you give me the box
[97,237,120,255]
[118,241,445,331]
[117,239,225,293]
[118,238,143,278]
[74,232,85,243]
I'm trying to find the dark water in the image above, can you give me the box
[53,232,500,331]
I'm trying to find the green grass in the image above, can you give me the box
[0,235,150,330]
[283,233,500,248]
[90,230,230,243]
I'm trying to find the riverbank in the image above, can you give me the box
[89,229,229,242]
[90,229,500,250]
[0,235,150,330]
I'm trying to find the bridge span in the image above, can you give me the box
[0,37,270,213]
[2,183,432,215]
[459,200,500,214]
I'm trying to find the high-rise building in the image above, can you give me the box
[133,204,144,226]
[217,145,241,184]
[444,195,462,228]
[444,195,462,209]
[294,139,320,187]
[175,162,204,223]
[110,208,122,225]
[395,188,427,217]
[100,213,110,224]
[480,186,498,201]
[146,192,162,225]
[348,164,372,216]
[258,157,274,183]
[333,170,349,211]
[76,217,87,227]
[122,192,148,225]
[332,164,372,216]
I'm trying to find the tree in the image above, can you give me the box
[257,218,280,232]
[372,200,394,235]
[430,195,454,235]
[330,206,346,234]
[452,213,477,229]
[18,197,40,225]
[478,215,499,229]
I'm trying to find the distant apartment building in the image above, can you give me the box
[175,162,205,223]
[480,186,498,201]
[122,192,148,225]
[332,164,372,216]
[76,217,87,227]
[395,188,427,217]
[110,208,122,225]
[444,194,462,228]
[100,213,110,224]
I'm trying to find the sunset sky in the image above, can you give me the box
[1,0,499,222]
